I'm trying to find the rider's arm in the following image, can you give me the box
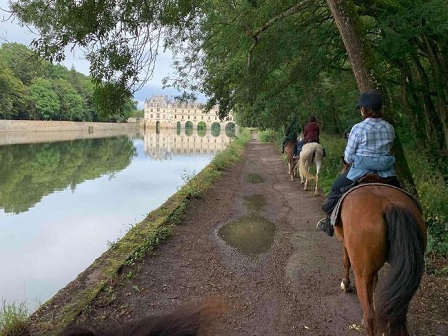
[344,127,359,163]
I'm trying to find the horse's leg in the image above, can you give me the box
[341,246,351,292]
[346,224,384,335]
[303,164,310,191]
[289,159,295,182]
[314,161,321,196]
[354,273,377,336]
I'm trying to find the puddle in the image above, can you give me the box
[243,194,266,212]
[218,214,276,258]
[245,173,264,184]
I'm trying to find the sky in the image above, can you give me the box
[0,0,204,109]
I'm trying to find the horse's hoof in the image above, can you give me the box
[341,279,351,292]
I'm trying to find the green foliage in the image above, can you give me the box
[124,226,173,266]
[316,133,347,194]
[179,169,201,198]
[93,82,133,121]
[29,77,60,120]
[403,142,448,258]
[211,128,251,171]
[258,129,277,143]
[0,42,137,122]
[129,109,144,119]
[52,79,84,121]
[0,300,29,336]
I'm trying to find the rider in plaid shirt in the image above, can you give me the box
[344,117,396,181]
[317,91,401,236]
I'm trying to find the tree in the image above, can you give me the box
[0,42,44,85]
[29,77,60,120]
[0,57,30,119]
[52,78,84,120]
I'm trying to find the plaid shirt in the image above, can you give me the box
[344,118,395,163]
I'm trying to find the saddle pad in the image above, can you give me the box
[330,183,422,227]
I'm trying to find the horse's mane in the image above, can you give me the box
[60,298,226,336]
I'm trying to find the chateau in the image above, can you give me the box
[143,95,235,130]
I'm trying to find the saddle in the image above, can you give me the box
[357,173,392,185]
[330,176,422,226]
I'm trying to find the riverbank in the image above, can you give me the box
[21,130,448,335]
[22,129,251,335]
[0,120,140,145]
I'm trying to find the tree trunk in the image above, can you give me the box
[326,0,418,195]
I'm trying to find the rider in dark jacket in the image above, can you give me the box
[281,116,301,153]
[293,115,320,158]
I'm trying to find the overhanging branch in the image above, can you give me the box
[248,0,314,67]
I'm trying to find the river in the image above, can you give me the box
[0,127,232,313]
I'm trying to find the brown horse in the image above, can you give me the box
[334,170,427,335]
[284,140,298,182]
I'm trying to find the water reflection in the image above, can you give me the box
[144,127,232,161]
[0,137,136,214]
[0,127,231,313]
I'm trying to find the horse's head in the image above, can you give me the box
[340,156,351,174]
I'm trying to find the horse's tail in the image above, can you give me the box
[298,150,316,180]
[376,204,425,335]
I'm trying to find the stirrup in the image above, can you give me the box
[316,217,334,237]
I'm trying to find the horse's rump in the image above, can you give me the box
[338,185,426,335]
[296,142,323,181]
[331,183,421,227]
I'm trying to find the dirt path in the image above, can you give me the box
[78,132,447,335]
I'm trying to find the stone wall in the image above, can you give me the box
[0,120,141,145]
[0,120,139,132]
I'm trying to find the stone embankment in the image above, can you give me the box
[0,120,141,145]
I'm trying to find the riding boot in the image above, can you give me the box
[316,216,334,236]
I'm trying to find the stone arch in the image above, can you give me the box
[211,122,221,137]
[225,122,236,138]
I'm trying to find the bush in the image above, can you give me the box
[258,129,277,143]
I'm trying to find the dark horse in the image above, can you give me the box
[60,298,225,336]
[284,140,298,181]
[335,165,427,335]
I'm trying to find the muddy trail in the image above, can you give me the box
[56,132,447,335]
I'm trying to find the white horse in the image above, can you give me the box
[294,142,324,195]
